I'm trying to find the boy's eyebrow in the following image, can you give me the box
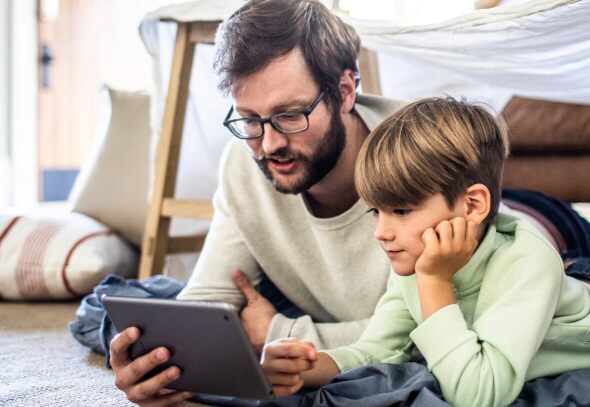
[235,98,311,116]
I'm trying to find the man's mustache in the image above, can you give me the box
[255,148,300,162]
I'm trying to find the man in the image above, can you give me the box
[110,0,403,405]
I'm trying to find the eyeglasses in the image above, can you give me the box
[223,91,325,140]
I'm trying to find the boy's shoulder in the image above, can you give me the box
[490,211,563,275]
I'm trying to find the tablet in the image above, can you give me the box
[102,295,275,401]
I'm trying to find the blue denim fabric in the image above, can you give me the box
[69,274,186,366]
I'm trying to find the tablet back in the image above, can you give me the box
[103,296,275,400]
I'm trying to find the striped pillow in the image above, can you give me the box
[0,213,138,299]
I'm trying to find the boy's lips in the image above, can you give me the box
[384,249,403,259]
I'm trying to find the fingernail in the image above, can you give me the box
[127,328,138,340]
[157,349,167,361]
[167,367,180,379]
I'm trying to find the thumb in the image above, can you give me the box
[232,269,260,303]
[421,228,439,249]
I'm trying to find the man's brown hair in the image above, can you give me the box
[355,97,510,224]
[213,0,360,108]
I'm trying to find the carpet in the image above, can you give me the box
[0,301,209,407]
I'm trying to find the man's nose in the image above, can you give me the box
[260,123,288,155]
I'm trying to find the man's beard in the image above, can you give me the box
[254,110,346,195]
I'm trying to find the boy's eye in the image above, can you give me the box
[366,208,379,216]
[393,208,411,216]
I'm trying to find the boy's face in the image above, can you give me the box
[371,193,467,276]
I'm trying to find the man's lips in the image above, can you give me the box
[266,157,298,173]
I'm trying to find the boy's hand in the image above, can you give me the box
[415,217,478,282]
[261,338,318,396]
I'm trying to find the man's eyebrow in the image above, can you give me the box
[235,98,311,116]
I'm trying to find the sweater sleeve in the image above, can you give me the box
[323,275,416,370]
[410,231,563,407]
[176,145,261,307]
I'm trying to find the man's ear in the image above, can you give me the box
[339,69,357,114]
[464,183,491,225]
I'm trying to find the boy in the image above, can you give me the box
[260,97,590,407]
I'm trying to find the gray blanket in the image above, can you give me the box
[194,363,590,407]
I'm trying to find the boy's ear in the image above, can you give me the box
[464,183,491,225]
[339,69,357,114]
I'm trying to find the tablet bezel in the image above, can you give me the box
[102,295,275,401]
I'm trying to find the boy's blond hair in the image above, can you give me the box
[355,97,509,224]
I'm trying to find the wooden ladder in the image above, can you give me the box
[138,19,383,280]
[138,21,220,280]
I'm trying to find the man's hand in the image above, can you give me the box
[261,338,317,396]
[415,217,478,281]
[232,269,277,354]
[414,217,478,320]
[109,327,193,406]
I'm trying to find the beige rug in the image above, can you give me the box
[0,301,208,407]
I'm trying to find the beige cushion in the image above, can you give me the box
[69,87,151,246]
[0,212,138,300]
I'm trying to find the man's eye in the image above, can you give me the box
[279,112,303,121]
[366,208,379,216]
[243,117,259,125]
[393,209,411,216]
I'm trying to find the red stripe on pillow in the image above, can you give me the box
[0,216,22,245]
[15,221,65,299]
[61,230,114,297]
[0,216,22,299]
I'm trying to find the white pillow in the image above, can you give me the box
[69,87,151,247]
[0,212,138,300]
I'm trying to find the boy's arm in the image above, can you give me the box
[411,225,564,407]
[415,218,478,320]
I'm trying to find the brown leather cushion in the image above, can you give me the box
[503,155,590,202]
[502,97,590,153]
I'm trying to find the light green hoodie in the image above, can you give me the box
[326,212,590,407]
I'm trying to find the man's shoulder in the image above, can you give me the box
[355,93,406,131]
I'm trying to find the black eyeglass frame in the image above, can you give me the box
[222,91,325,140]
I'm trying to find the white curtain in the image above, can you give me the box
[138,0,590,209]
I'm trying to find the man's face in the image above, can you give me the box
[231,48,345,194]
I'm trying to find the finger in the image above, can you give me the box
[141,390,194,407]
[266,357,317,373]
[435,221,453,251]
[421,228,439,251]
[451,217,467,246]
[109,327,140,369]
[267,372,302,386]
[232,269,261,304]
[466,220,478,246]
[273,380,304,397]
[115,347,170,390]
[264,341,316,360]
[126,366,182,404]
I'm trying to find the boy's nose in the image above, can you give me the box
[374,216,395,241]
